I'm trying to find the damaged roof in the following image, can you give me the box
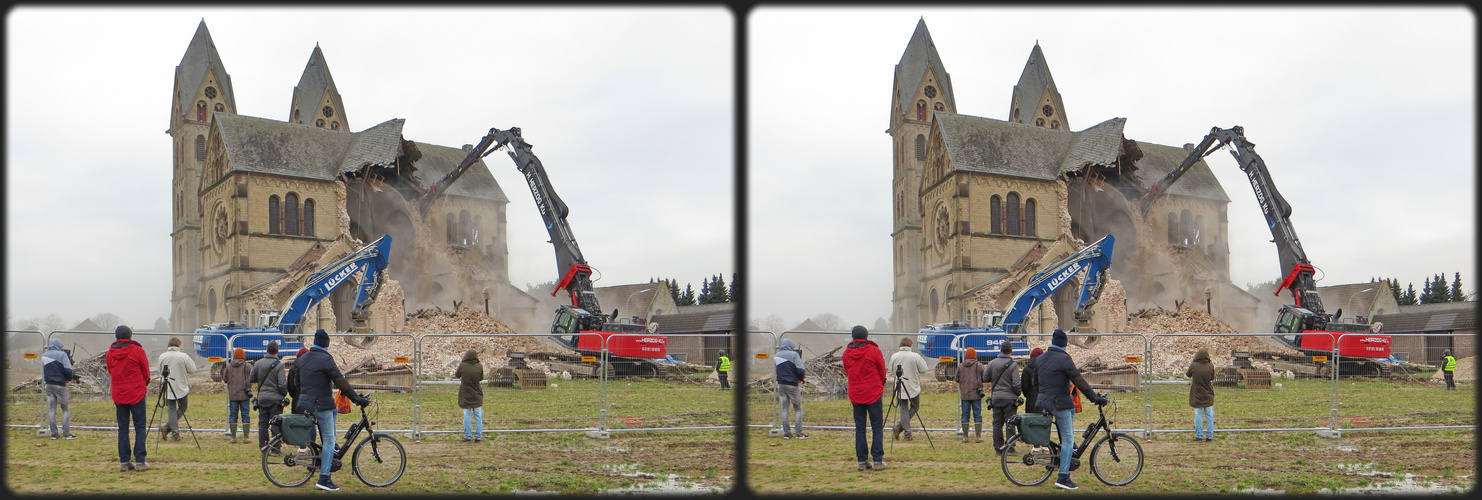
[412,142,508,203]
[174,21,237,126]
[215,114,356,180]
[1133,141,1230,202]
[338,118,405,172]
[895,18,956,118]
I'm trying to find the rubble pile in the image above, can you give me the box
[390,304,575,378]
[1056,303,1299,376]
[799,346,849,395]
[1099,278,1128,333]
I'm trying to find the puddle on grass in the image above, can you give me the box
[1239,463,1469,495]
[597,465,725,495]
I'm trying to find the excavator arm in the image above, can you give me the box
[274,235,393,335]
[991,234,1115,334]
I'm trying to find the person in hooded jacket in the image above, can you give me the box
[983,342,1022,452]
[296,329,370,491]
[887,337,929,441]
[249,341,289,452]
[842,325,887,471]
[41,338,77,440]
[1021,347,1044,420]
[955,347,985,444]
[158,337,200,442]
[223,347,254,443]
[454,349,485,442]
[1035,329,1109,490]
[774,338,807,439]
[1186,348,1216,442]
[105,326,150,472]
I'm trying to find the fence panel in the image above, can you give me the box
[228,332,416,439]
[1144,333,1332,439]
[743,331,779,431]
[1333,332,1474,433]
[417,332,603,439]
[601,333,734,432]
[5,330,50,428]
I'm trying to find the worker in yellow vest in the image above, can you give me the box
[716,351,731,391]
[1441,349,1457,390]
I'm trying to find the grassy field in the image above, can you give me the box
[747,379,1475,494]
[5,378,735,494]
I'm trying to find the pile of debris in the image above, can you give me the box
[800,346,849,395]
[344,304,575,379]
[1064,303,1299,376]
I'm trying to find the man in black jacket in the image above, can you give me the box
[1035,329,1108,490]
[296,329,369,492]
[249,341,288,452]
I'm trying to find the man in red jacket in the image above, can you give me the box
[105,325,151,472]
[842,325,886,471]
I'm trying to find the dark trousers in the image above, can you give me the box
[991,400,1018,450]
[115,401,147,464]
[895,395,920,437]
[258,399,284,448]
[1444,371,1455,389]
[718,372,729,390]
[851,398,884,464]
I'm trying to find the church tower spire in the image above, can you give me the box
[289,45,349,131]
[1009,42,1068,130]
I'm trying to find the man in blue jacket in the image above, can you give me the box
[1035,329,1108,490]
[775,338,807,439]
[41,338,77,440]
[296,329,369,491]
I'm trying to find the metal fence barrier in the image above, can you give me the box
[229,332,417,436]
[742,331,779,432]
[5,330,50,427]
[601,333,734,434]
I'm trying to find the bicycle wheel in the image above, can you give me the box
[1090,433,1144,486]
[999,435,1054,486]
[261,436,316,487]
[352,434,407,487]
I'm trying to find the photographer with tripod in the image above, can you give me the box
[842,326,886,472]
[158,338,200,441]
[106,326,150,472]
[886,338,928,441]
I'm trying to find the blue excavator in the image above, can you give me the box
[922,234,1115,380]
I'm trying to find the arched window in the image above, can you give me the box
[268,196,280,234]
[1167,212,1177,243]
[1006,192,1021,235]
[929,287,940,323]
[1035,117,1045,127]
[302,199,315,237]
[446,213,456,244]
[330,121,340,131]
[945,282,956,321]
[1051,120,1060,130]
[990,195,1003,234]
[1193,214,1203,246]
[1024,198,1037,236]
[196,101,207,121]
[916,100,927,121]
[208,288,218,323]
[214,102,224,113]
[223,282,233,318]
[915,134,926,162]
[1179,209,1193,245]
[285,193,299,235]
[195,135,207,162]
[473,215,483,245]
[933,102,944,112]
[459,210,472,245]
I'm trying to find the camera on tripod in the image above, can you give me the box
[895,364,904,378]
[161,364,171,379]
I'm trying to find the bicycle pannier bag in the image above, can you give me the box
[1018,413,1054,446]
[335,389,352,414]
[278,413,315,447]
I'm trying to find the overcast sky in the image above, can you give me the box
[5,6,733,330]
[748,7,1474,331]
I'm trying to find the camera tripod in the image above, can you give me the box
[147,365,200,451]
[883,370,934,450]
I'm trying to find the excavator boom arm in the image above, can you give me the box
[275,235,393,335]
[995,234,1115,333]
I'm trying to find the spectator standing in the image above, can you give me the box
[1035,329,1109,490]
[454,349,485,443]
[249,341,288,452]
[41,338,77,440]
[285,346,311,454]
[955,347,985,444]
[716,350,731,391]
[296,329,369,491]
[842,326,887,471]
[1186,348,1216,442]
[223,348,253,444]
[105,325,150,472]
[158,337,200,442]
[1021,347,1044,420]
[774,338,807,439]
[1441,349,1457,390]
[984,342,1022,452]
[887,337,929,441]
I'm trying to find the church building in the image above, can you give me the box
[168,21,537,334]
[890,19,1257,333]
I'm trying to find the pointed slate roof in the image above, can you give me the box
[174,20,237,126]
[215,114,358,181]
[895,18,956,117]
[290,45,348,128]
[1010,43,1064,128]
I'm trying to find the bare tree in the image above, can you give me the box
[91,313,125,331]
[39,314,68,334]
[154,317,170,333]
[18,317,40,331]
[811,313,846,332]
[873,317,890,333]
[759,314,789,334]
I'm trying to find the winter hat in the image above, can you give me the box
[1030,347,1044,358]
[1051,329,1068,348]
[115,325,132,339]
[233,348,246,360]
[313,329,330,348]
[964,347,978,359]
[851,325,869,340]
[168,337,181,348]
[295,347,309,357]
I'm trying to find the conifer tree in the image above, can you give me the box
[1430,273,1449,303]
[1400,283,1418,305]
[1420,277,1433,304]
[1450,272,1465,302]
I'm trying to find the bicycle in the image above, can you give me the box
[1000,392,1144,487]
[261,396,407,488]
